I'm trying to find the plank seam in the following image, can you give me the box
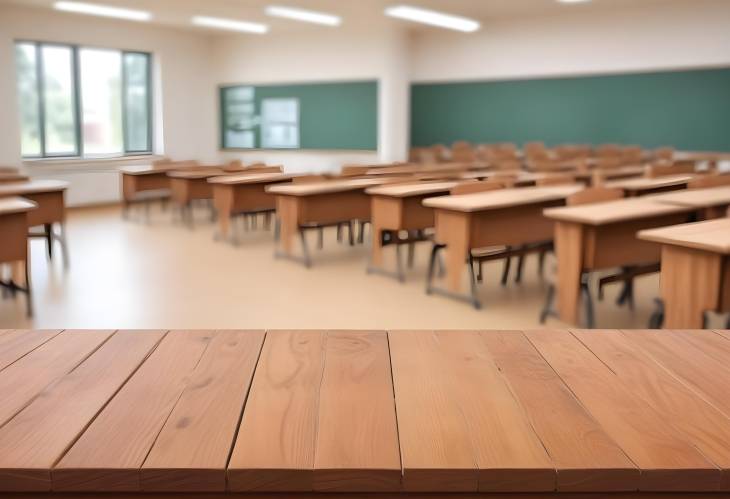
[50,330,171,471]
[384,331,405,484]
[311,331,329,485]
[0,329,64,375]
[223,330,267,488]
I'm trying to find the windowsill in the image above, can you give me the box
[23,154,164,172]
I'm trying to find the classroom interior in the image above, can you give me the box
[4,1,730,498]
[1,0,729,333]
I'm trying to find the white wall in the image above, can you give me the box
[211,25,411,173]
[0,4,217,205]
[411,0,730,83]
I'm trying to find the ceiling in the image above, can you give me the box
[1,0,684,34]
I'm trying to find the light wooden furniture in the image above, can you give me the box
[536,173,577,186]
[0,180,70,268]
[544,198,695,326]
[646,161,696,178]
[0,173,30,184]
[650,186,730,220]
[639,218,730,328]
[688,174,730,190]
[365,181,459,281]
[167,169,228,227]
[4,328,730,495]
[604,174,695,196]
[422,185,584,307]
[267,178,387,267]
[589,165,646,185]
[0,197,37,317]
[208,172,294,243]
[120,160,198,219]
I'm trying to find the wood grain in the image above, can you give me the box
[313,331,401,492]
[53,330,214,491]
[0,330,62,372]
[228,331,325,492]
[0,330,113,427]
[140,331,265,492]
[526,329,720,491]
[480,331,638,492]
[0,330,165,491]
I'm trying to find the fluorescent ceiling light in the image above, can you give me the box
[385,5,479,33]
[265,5,341,26]
[54,1,151,21]
[192,16,269,34]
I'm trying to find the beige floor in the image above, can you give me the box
[1,203,669,330]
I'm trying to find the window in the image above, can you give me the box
[261,98,299,149]
[221,86,257,149]
[15,41,152,158]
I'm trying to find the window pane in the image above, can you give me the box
[41,45,77,155]
[80,48,123,156]
[222,86,256,149]
[15,43,42,157]
[123,53,151,152]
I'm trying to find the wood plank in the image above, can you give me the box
[228,331,325,492]
[53,330,214,492]
[480,331,638,492]
[574,329,730,490]
[0,330,113,427]
[140,331,265,492]
[715,330,730,341]
[313,331,401,492]
[0,330,166,491]
[0,330,62,372]
[525,329,720,491]
[622,330,730,420]
[389,330,554,493]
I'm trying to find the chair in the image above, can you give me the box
[653,147,675,161]
[451,141,477,163]
[646,161,696,178]
[540,187,625,326]
[688,174,730,189]
[536,173,576,186]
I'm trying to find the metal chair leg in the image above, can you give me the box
[58,223,70,269]
[318,227,324,250]
[538,250,547,278]
[348,221,355,246]
[467,254,482,310]
[25,260,33,318]
[476,261,483,283]
[395,244,405,283]
[45,224,53,260]
[274,218,281,242]
[648,298,665,328]
[501,255,511,286]
[581,280,595,329]
[358,221,366,244]
[336,224,343,243]
[540,284,556,324]
[407,240,415,269]
[299,229,312,268]
[426,243,445,295]
[515,255,525,284]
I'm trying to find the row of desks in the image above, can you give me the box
[1,328,730,496]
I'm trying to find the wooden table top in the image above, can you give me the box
[119,161,199,175]
[638,218,730,254]
[208,172,295,185]
[2,329,730,495]
[605,174,695,192]
[648,186,730,208]
[422,185,584,213]
[366,180,459,197]
[0,179,69,196]
[0,196,37,215]
[544,197,694,225]
[365,162,483,176]
[267,178,386,196]
[167,169,227,179]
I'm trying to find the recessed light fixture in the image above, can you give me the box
[54,1,151,21]
[192,16,269,34]
[384,5,480,33]
[265,5,341,26]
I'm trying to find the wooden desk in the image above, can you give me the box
[0,197,37,316]
[365,162,483,177]
[422,185,583,305]
[0,173,30,184]
[366,181,458,280]
[168,169,228,227]
[3,328,730,496]
[208,172,294,243]
[267,178,386,267]
[639,218,730,328]
[0,180,70,267]
[649,186,730,220]
[544,198,695,326]
[605,174,695,196]
[120,161,199,218]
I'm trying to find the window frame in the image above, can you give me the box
[15,40,153,159]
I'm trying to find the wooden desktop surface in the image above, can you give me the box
[0,179,69,196]
[0,197,38,215]
[2,329,730,496]
[423,185,583,212]
[366,180,459,197]
[267,178,386,196]
[208,172,295,185]
[544,197,694,225]
[605,174,695,191]
[649,186,730,208]
[638,218,730,254]
[167,169,227,180]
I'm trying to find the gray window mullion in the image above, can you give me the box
[35,42,47,157]
[72,45,82,157]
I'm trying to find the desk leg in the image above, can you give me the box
[276,196,299,257]
[213,186,233,242]
[371,218,384,268]
[661,245,721,329]
[555,221,584,326]
[434,211,471,293]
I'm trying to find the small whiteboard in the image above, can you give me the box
[261,98,299,149]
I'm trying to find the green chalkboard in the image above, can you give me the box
[411,68,730,151]
[220,80,378,151]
